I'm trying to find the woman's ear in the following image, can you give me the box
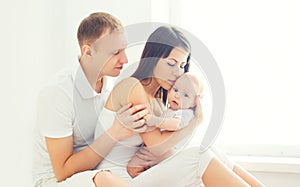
[82,44,92,57]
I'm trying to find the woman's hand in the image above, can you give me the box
[192,95,203,125]
[179,96,203,137]
[127,146,173,178]
[135,146,174,167]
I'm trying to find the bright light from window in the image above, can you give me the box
[172,0,300,155]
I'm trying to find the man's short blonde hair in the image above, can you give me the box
[77,12,123,48]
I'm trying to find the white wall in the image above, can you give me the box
[0,1,152,186]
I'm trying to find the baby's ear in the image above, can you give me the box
[193,94,201,106]
[195,94,203,100]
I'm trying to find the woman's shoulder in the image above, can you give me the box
[106,77,147,110]
[113,77,144,92]
[117,77,140,85]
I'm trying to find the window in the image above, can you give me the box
[164,0,300,157]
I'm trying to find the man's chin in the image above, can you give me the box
[108,72,121,77]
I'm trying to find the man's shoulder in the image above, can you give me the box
[44,65,73,84]
[39,66,75,99]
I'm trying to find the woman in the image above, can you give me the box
[95,26,264,187]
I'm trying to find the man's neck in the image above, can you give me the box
[95,77,103,93]
[79,59,104,94]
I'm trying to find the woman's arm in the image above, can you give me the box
[123,78,203,156]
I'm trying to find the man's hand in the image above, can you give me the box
[110,103,149,141]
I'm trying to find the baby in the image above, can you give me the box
[127,72,204,178]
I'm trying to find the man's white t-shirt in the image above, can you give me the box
[32,62,114,185]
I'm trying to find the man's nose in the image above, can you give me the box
[119,51,128,64]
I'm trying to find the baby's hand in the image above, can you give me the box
[144,114,161,127]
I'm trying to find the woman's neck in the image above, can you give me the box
[142,78,160,97]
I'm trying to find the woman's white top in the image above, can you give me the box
[94,107,143,180]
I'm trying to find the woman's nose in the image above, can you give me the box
[172,66,180,77]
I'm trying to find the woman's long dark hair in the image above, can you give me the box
[131,26,191,105]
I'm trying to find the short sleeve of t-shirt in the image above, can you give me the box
[37,84,73,138]
[180,109,194,126]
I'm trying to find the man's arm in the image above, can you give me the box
[46,126,120,182]
[46,103,148,182]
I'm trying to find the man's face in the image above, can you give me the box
[90,30,128,77]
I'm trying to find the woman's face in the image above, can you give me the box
[152,47,189,90]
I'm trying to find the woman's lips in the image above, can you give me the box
[168,79,176,85]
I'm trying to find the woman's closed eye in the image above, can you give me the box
[167,61,186,69]
[167,61,176,67]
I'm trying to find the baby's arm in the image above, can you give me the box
[145,114,182,131]
[146,109,193,131]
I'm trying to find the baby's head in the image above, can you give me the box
[167,72,203,110]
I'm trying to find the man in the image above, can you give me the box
[33,12,149,187]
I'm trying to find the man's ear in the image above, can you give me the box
[82,44,92,57]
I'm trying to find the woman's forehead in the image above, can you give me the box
[167,47,189,61]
